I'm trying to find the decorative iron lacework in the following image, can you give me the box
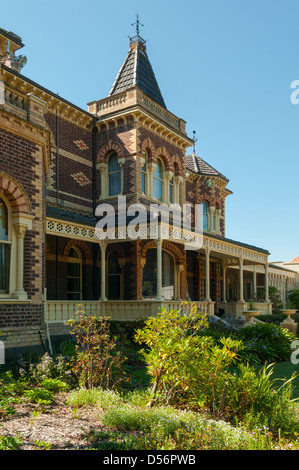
[46,218,267,263]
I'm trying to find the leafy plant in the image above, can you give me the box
[135,302,209,407]
[41,378,70,392]
[0,435,23,450]
[24,388,55,405]
[66,308,128,390]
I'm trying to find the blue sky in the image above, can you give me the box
[1,0,298,262]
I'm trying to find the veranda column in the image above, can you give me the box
[99,241,107,301]
[12,224,27,300]
[222,263,227,303]
[156,239,163,300]
[253,267,257,297]
[265,262,269,302]
[238,257,244,302]
[205,248,211,302]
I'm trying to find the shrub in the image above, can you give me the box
[135,303,209,407]
[135,303,244,416]
[237,323,295,363]
[228,363,299,438]
[66,308,128,390]
[18,352,74,386]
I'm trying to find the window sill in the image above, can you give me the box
[0,298,31,304]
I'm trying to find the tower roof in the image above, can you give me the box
[109,34,166,109]
[185,152,229,182]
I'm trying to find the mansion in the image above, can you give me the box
[0,26,298,356]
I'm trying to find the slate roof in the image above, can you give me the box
[109,39,166,109]
[185,153,229,181]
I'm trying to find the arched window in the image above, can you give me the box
[108,152,121,196]
[108,251,121,299]
[0,198,10,294]
[200,201,208,230]
[141,160,147,195]
[67,247,82,300]
[153,158,164,201]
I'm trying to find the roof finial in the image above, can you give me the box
[132,13,143,39]
[193,130,198,155]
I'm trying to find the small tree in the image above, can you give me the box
[66,307,127,390]
[135,302,208,407]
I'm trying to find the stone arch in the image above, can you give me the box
[63,239,92,261]
[172,154,184,176]
[0,172,31,215]
[141,138,156,162]
[97,141,125,163]
[162,241,185,265]
[105,243,125,260]
[141,240,184,265]
[156,146,173,172]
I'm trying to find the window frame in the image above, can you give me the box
[153,158,164,202]
[108,152,122,197]
[0,196,11,296]
[67,246,82,301]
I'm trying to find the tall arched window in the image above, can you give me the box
[153,158,164,201]
[108,152,121,196]
[0,198,10,294]
[67,247,82,300]
[200,201,208,231]
[108,251,121,299]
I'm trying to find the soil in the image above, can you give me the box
[0,393,105,450]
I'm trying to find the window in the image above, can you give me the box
[153,158,164,201]
[169,176,174,204]
[108,152,121,196]
[108,252,121,299]
[200,201,208,230]
[141,160,147,194]
[67,247,82,300]
[0,198,10,294]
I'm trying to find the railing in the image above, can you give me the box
[44,300,213,323]
[218,301,272,316]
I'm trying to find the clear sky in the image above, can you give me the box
[1,0,298,263]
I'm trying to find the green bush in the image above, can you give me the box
[237,323,295,363]
[24,388,55,405]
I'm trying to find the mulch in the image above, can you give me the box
[0,393,105,450]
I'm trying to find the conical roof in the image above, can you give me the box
[109,36,166,109]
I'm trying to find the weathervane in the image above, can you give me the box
[132,14,144,39]
[193,130,198,154]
